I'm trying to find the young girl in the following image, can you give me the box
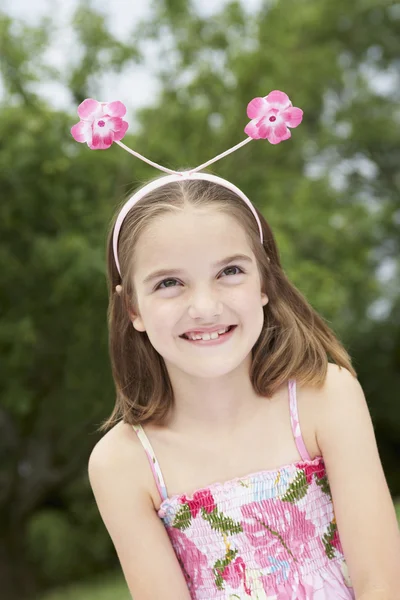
[72,93,400,599]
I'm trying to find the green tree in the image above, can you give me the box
[0,8,140,599]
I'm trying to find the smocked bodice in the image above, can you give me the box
[132,380,355,599]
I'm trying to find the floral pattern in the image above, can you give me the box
[168,528,210,590]
[221,556,252,595]
[240,498,321,576]
[180,488,217,518]
[132,381,355,599]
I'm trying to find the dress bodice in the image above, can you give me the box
[132,380,355,599]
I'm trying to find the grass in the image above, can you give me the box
[40,572,130,600]
[40,502,400,600]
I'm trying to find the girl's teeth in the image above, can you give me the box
[188,327,230,341]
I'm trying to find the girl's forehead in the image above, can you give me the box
[133,210,254,275]
[150,206,237,228]
[140,209,249,247]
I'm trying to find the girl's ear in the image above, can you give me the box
[116,285,146,332]
[131,313,146,332]
[261,293,269,306]
[128,303,146,332]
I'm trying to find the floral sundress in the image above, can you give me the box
[132,380,355,599]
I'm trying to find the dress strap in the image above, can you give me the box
[132,424,168,502]
[288,379,312,461]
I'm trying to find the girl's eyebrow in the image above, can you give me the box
[142,254,253,285]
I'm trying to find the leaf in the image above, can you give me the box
[213,548,238,590]
[315,474,332,497]
[322,520,337,560]
[172,503,192,531]
[281,470,308,503]
[201,506,243,535]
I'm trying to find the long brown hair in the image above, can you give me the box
[100,176,356,431]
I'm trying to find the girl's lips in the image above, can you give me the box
[181,325,235,337]
[180,325,237,346]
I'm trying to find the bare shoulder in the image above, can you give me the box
[89,421,140,472]
[315,362,364,412]
[312,363,366,454]
[88,421,157,508]
[88,422,193,599]
[90,420,140,462]
[300,361,359,400]
[322,361,359,390]
[296,363,363,457]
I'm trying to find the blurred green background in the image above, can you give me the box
[0,0,399,598]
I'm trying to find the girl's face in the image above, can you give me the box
[130,207,268,379]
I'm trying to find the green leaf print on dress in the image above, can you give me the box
[213,547,239,590]
[201,506,243,535]
[173,502,192,530]
[281,469,308,503]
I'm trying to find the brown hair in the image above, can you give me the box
[100,176,356,431]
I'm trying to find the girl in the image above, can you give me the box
[72,94,400,599]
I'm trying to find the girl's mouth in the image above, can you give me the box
[180,325,237,346]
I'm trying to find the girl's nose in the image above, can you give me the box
[187,288,223,320]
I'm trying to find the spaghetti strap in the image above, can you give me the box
[132,424,168,502]
[288,379,312,461]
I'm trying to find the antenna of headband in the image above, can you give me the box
[114,137,254,175]
[71,90,303,276]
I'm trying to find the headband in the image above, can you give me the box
[71,90,303,277]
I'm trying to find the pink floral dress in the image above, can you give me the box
[132,380,355,599]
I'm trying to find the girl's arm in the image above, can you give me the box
[315,364,400,599]
[88,427,192,600]
[358,591,400,600]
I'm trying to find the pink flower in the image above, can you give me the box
[240,498,324,588]
[221,556,252,596]
[167,528,210,591]
[179,488,216,518]
[298,461,326,484]
[244,90,303,144]
[262,577,319,599]
[71,99,129,149]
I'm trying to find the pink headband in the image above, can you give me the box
[71,90,303,277]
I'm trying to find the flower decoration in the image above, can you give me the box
[71,99,129,149]
[245,90,303,144]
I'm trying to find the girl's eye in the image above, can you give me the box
[156,278,179,290]
[222,265,243,277]
[155,265,244,290]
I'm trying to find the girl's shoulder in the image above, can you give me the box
[297,363,361,456]
[89,421,161,509]
[309,362,359,406]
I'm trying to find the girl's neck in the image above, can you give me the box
[163,357,281,440]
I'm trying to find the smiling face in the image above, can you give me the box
[130,206,269,380]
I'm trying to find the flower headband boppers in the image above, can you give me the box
[71,91,303,278]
